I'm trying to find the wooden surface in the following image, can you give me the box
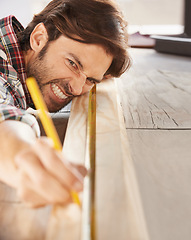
[0,48,191,239]
[0,182,51,240]
[0,76,146,240]
[117,48,191,240]
[127,129,191,240]
[120,70,191,129]
[62,78,148,240]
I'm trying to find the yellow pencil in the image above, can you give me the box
[26,77,81,206]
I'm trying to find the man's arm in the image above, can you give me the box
[0,120,85,208]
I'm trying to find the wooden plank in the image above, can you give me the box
[118,69,191,129]
[115,49,191,239]
[45,204,82,240]
[126,129,191,240]
[0,183,51,240]
[46,78,149,240]
[117,49,191,129]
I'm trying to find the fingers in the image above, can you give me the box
[17,171,47,208]
[31,138,84,192]
[15,137,86,207]
[70,163,87,177]
[16,152,71,204]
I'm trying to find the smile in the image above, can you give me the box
[51,83,68,100]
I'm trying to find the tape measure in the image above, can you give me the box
[88,84,96,240]
[82,84,97,240]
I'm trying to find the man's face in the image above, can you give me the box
[26,35,113,112]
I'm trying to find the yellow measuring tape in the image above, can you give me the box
[88,85,96,240]
[82,84,97,240]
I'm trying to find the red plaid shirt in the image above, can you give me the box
[0,16,40,136]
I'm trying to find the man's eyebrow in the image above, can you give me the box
[87,77,101,84]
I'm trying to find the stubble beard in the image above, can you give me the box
[26,44,73,112]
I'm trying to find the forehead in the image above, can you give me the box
[48,35,113,76]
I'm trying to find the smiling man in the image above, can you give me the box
[26,33,113,112]
[0,0,130,207]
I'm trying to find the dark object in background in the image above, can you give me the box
[38,111,70,144]
[152,0,191,57]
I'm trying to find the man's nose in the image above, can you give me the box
[69,72,87,96]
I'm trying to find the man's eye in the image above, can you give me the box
[68,59,78,70]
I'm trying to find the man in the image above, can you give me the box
[0,0,130,208]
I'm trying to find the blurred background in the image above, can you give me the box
[0,0,184,34]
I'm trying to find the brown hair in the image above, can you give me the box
[19,0,131,77]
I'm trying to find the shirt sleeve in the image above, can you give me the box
[0,74,40,137]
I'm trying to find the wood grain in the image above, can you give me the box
[127,129,191,240]
[116,48,191,240]
[0,183,51,240]
[118,69,191,129]
[48,78,149,240]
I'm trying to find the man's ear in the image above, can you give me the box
[30,23,48,52]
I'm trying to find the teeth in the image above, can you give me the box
[51,83,67,100]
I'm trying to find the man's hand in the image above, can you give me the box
[14,137,86,208]
[15,137,86,208]
[0,120,86,208]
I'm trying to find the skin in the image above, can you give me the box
[25,23,113,112]
[0,23,113,208]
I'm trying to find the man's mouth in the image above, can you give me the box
[51,83,68,100]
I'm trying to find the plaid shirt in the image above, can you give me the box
[0,16,40,136]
